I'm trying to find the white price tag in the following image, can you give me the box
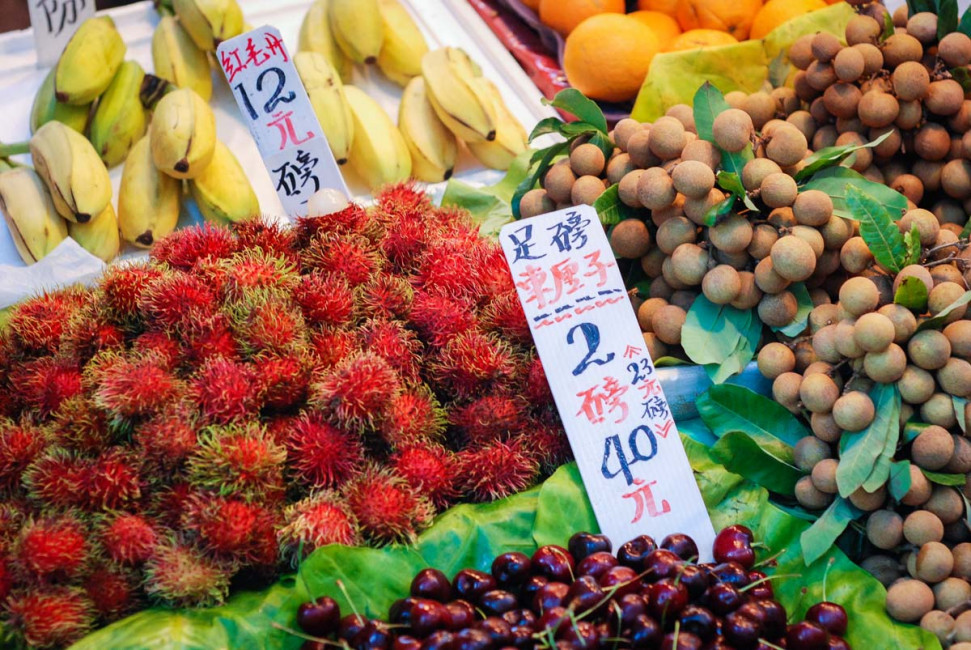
[500,206,715,558]
[28,0,96,67]
[216,26,348,218]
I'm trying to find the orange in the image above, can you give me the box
[522,0,540,9]
[667,28,739,51]
[675,0,763,41]
[563,14,660,102]
[750,0,828,40]
[539,0,625,36]
[628,10,681,50]
[636,0,679,16]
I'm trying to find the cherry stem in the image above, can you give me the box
[335,580,362,619]
[822,556,835,602]
[740,573,801,592]
[0,142,29,158]
[759,639,786,650]
[754,547,788,569]
[270,622,344,647]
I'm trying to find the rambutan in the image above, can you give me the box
[357,273,414,321]
[12,356,83,416]
[358,319,422,385]
[256,352,313,410]
[4,586,95,648]
[144,541,232,608]
[379,387,447,447]
[61,306,127,361]
[22,449,90,509]
[344,465,434,545]
[97,264,164,325]
[414,237,488,300]
[0,420,50,490]
[0,502,26,551]
[379,211,431,273]
[408,290,478,349]
[150,222,239,270]
[375,182,432,216]
[232,218,298,262]
[51,395,113,453]
[16,514,89,579]
[87,449,143,511]
[187,423,286,503]
[92,352,183,419]
[83,565,140,620]
[182,493,279,565]
[0,557,11,602]
[148,481,194,528]
[286,412,364,489]
[294,273,356,327]
[219,249,300,302]
[523,353,554,407]
[518,423,573,474]
[278,491,362,564]
[455,440,539,502]
[430,329,517,398]
[294,202,375,246]
[390,443,459,510]
[229,295,307,355]
[180,313,240,365]
[6,288,88,353]
[450,394,528,445]
[100,513,158,565]
[131,331,181,370]
[481,290,532,345]
[191,357,264,424]
[308,328,358,370]
[139,271,217,329]
[133,404,198,468]
[312,353,401,431]
[300,232,383,286]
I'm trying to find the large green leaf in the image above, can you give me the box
[441,149,533,237]
[836,383,901,498]
[511,141,569,219]
[800,497,861,566]
[800,167,908,221]
[938,0,959,39]
[692,81,729,142]
[682,296,762,383]
[845,184,908,274]
[794,129,893,181]
[917,290,971,331]
[696,384,810,447]
[594,184,641,226]
[542,88,609,136]
[710,431,802,495]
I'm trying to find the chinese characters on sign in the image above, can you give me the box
[29,0,95,67]
[216,26,348,218]
[500,205,715,557]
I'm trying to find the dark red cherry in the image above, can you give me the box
[413,568,453,602]
[351,620,392,650]
[642,549,684,582]
[647,579,689,620]
[492,552,532,588]
[410,599,449,638]
[703,636,732,650]
[722,610,761,649]
[393,635,422,650]
[827,636,850,650]
[338,613,368,641]
[533,581,570,612]
[613,593,648,628]
[755,599,787,639]
[805,602,848,637]
[296,595,341,636]
[712,525,756,569]
[477,617,514,646]
[599,565,641,598]
[502,608,537,629]
[478,589,518,617]
[710,562,750,588]
[617,535,658,570]
[786,621,830,650]
[444,599,477,631]
[538,605,570,636]
[390,597,419,627]
[568,532,612,562]
[576,551,619,580]
[532,545,575,583]
[746,571,773,600]
[678,564,711,599]
[452,569,497,602]
[662,630,702,649]
[453,627,492,650]
[558,619,598,646]
[510,625,535,649]
[520,575,549,607]
[628,613,661,649]
[565,574,605,616]
[661,534,699,562]
[678,605,717,641]
[420,629,455,650]
[702,583,743,616]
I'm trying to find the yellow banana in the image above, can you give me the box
[149,87,216,179]
[421,48,497,144]
[397,76,456,183]
[88,60,148,168]
[118,135,181,248]
[30,68,90,135]
[376,0,428,87]
[298,0,353,83]
[54,17,126,106]
[189,140,260,225]
[0,167,68,264]
[172,0,244,52]
[152,15,213,102]
[328,0,384,65]
[30,121,112,224]
[466,79,527,171]
[68,201,120,262]
[294,51,354,166]
[343,85,411,191]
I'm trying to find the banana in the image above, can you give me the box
[118,135,181,248]
[149,87,216,179]
[88,60,148,168]
[421,47,497,144]
[30,121,112,224]
[30,68,90,134]
[152,15,213,102]
[466,79,527,171]
[294,51,354,166]
[0,167,68,264]
[343,85,411,191]
[189,140,260,225]
[172,0,244,52]
[298,0,353,83]
[328,0,384,65]
[376,0,428,87]
[397,76,456,183]
[68,201,120,262]
[54,17,126,106]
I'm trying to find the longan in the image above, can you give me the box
[642,332,668,360]
[655,216,696,255]
[772,371,803,413]
[929,281,968,320]
[917,541,955,583]
[617,169,643,208]
[864,342,907,382]
[892,60,930,102]
[670,243,709,287]
[759,172,798,209]
[926,80,965,117]
[683,188,726,225]
[610,219,652,259]
[887,580,935,623]
[914,123,951,161]
[823,82,861,119]
[571,175,605,205]
[862,555,903,587]
[849,484,887,511]
[819,216,851,252]
[612,118,641,151]
[811,32,841,63]
[811,412,842,443]
[938,357,971,397]
[765,125,808,167]
[841,237,874,274]
[909,330,952,371]
[786,110,816,142]
[947,435,971,474]
[519,189,555,219]
[702,264,742,305]
[867,509,904,549]
[758,291,798,328]
[903,464,934,507]
[810,303,840,332]
[882,33,924,68]
[812,324,841,364]
[921,392,959,429]
[858,91,899,128]
[934,578,971,611]
[899,365,936,404]
[845,14,881,46]
[747,223,779,259]
[669,290,697,312]
[626,129,656,168]
[854,312,896,352]
[799,373,840,414]
[913,425,956,471]
[835,131,873,172]
[648,116,686,160]
[543,163,575,204]
[792,190,833,228]
[605,153,634,185]
[742,92,776,130]
[854,42,884,75]
[757,342,795,379]
[945,320,971,358]
[789,34,815,69]
[840,276,880,316]
[636,167,676,210]
[770,236,816,282]
[741,158,782,192]
[896,99,923,130]
[905,510,946,546]
[906,12,939,43]
[671,160,715,199]
[651,304,686,345]
[793,435,832,471]
[681,139,721,169]
[754,257,791,294]
[806,60,837,91]
[708,214,753,254]
[925,486,965,525]
[939,32,971,67]
[637,297,667,332]
[833,391,876,432]
[891,173,924,205]
[942,159,971,200]
[712,109,754,153]
[665,103,695,131]
[795,475,833,510]
[570,143,606,177]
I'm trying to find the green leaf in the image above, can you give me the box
[894,275,929,311]
[937,0,959,40]
[836,383,901,497]
[903,225,923,266]
[952,66,971,94]
[717,171,759,212]
[962,216,971,240]
[882,10,896,41]
[845,184,908,274]
[589,131,614,161]
[693,81,730,143]
[682,296,762,383]
[794,129,893,181]
[917,290,971,331]
[654,356,690,367]
[542,88,608,135]
[907,0,934,13]
[800,497,862,565]
[889,460,913,501]
[442,150,533,237]
[703,195,735,227]
[960,7,971,38]
[593,184,640,227]
[903,421,929,444]
[511,141,569,219]
[710,431,802,495]
[955,396,968,433]
[921,469,967,486]
[801,166,908,221]
[773,282,813,337]
[696,384,810,447]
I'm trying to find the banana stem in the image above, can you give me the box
[0,142,29,157]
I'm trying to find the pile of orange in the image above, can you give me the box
[525,0,839,103]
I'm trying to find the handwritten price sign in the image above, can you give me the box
[29,0,95,67]
[500,206,715,558]
[216,26,348,218]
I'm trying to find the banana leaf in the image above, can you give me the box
[71,431,938,650]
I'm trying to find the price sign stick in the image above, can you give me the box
[500,206,716,558]
[29,0,96,67]
[216,26,348,219]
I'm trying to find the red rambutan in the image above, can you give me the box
[133,403,198,468]
[180,313,240,365]
[0,502,26,551]
[187,422,287,502]
[313,353,401,431]
[380,211,430,273]
[0,420,50,490]
[232,218,298,262]
[474,244,517,297]
[358,319,422,385]
[12,356,83,416]
[301,232,383,286]
[308,327,359,370]
[294,202,374,245]
[481,290,532,345]
[139,271,217,329]
[182,493,279,565]
[523,353,554,407]
[450,393,528,445]
[97,264,164,324]
[379,387,447,447]
[6,288,88,353]
[414,237,488,300]
[4,586,95,648]
[229,295,307,355]
[294,273,356,327]
[83,565,140,620]
[100,513,158,565]
[51,395,113,453]
[344,464,434,545]
[16,514,89,579]
[191,357,264,424]
[150,222,239,270]
[22,449,90,509]
[92,352,183,419]
[0,557,11,602]
[390,443,459,510]
[357,272,414,321]
[131,331,181,370]
[278,490,362,564]
[148,481,194,528]
[286,412,364,489]
[87,449,143,510]
[256,352,313,410]
[518,422,573,473]
[61,306,127,361]
[219,249,300,302]
[144,541,232,608]
[430,329,517,398]
[455,440,539,502]
[408,291,478,349]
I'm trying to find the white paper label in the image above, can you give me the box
[28,0,96,67]
[216,26,348,218]
[500,206,715,558]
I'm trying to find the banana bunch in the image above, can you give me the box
[30,68,90,134]
[376,0,428,87]
[55,16,126,105]
[466,78,527,171]
[397,76,456,183]
[149,87,216,179]
[172,0,244,51]
[88,60,148,168]
[152,14,213,101]
[0,167,68,264]
[294,51,354,166]
[329,0,384,65]
[117,135,181,248]
[344,85,411,190]
[422,47,497,145]
[30,121,112,224]
[298,0,352,83]
[189,141,260,225]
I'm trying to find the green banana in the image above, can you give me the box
[152,15,213,102]
[298,0,353,83]
[149,87,216,179]
[467,79,527,171]
[189,140,260,225]
[376,0,428,87]
[118,135,181,248]
[421,47,497,144]
[30,121,112,224]
[294,51,354,166]
[68,201,120,262]
[172,0,244,52]
[344,84,411,191]
[30,68,90,134]
[329,0,384,65]
[88,60,148,168]
[55,16,126,105]
[397,76,456,182]
[0,167,68,264]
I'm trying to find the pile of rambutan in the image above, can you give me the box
[0,184,569,647]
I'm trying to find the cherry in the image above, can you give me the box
[746,571,773,600]
[617,535,658,570]
[451,569,497,602]
[389,597,418,628]
[520,575,549,607]
[661,533,699,562]
[753,599,787,639]
[558,619,598,646]
[722,610,761,649]
[565,574,605,616]
[678,605,717,641]
[678,564,710,600]
[477,617,514,646]
[612,593,648,628]
[532,545,575,583]
[393,635,421,650]
[827,636,850,650]
[642,549,683,582]
[502,608,537,629]
[786,621,830,650]
[662,630,702,649]
[453,627,492,649]
[598,565,641,598]
[710,562,750,588]
[533,581,571,612]
[712,525,756,569]
[568,531,612,562]
[703,637,732,650]
[444,599,477,631]
[647,579,689,621]
[538,605,570,636]
[296,595,341,636]
[351,620,392,649]
[509,625,535,649]
[478,589,518,617]
[410,599,449,638]
[805,602,848,637]
[702,583,743,616]
[420,629,455,650]
[338,613,368,641]
[627,613,661,649]
[492,552,532,588]
[576,552,619,580]
[412,568,452,603]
